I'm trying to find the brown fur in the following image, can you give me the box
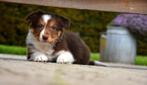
[53,32,90,64]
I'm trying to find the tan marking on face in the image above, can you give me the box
[43,19,63,44]
[47,31,62,43]
[58,31,62,37]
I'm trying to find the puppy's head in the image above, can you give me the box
[26,11,70,44]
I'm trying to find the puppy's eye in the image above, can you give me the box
[52,26,58,30]
[37,24,44,28]
[36,24,44,31]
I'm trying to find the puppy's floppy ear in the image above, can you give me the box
[26,10,44,25]
[60,16,71,29]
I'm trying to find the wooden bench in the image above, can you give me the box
[1,0,147,14]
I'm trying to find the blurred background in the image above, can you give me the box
[0,2,146,56]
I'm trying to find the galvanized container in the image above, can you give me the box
[100,26,136,64]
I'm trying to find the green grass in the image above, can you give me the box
[135,56,147,66]
[91,53,147,66]
[90,53,100,61]
[0,44,147,66]
[0,45,26,55]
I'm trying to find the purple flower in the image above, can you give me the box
[111,13,147,42]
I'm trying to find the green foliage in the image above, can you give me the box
[0,2,146,55]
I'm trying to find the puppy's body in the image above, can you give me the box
[26,29,90,64]
[26,11,90,64]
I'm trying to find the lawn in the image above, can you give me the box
[0,44,147,66]
[0,45,26,55]
[91,53,147,66]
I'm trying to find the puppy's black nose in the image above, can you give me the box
[42,35,48,41]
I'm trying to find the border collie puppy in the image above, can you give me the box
[26,11,105,66]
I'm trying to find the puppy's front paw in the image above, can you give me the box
[56,51,74,64]
[29,52,48,62]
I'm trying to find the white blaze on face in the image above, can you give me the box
[39,28,45,41]
[42,14,52,24]
[39,14,52,41]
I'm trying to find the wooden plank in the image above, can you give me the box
[0,58,147,85]
[0,0,147,14]
[0,54,147,70]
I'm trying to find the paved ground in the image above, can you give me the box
[0,54,147,85]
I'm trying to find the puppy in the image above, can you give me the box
[26,11,106,66]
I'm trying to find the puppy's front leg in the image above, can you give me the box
[56,51,75,64]
[28,52,48,62]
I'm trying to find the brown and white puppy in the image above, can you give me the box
[26,11,106,66]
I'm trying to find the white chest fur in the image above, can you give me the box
[26,30,55,59]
